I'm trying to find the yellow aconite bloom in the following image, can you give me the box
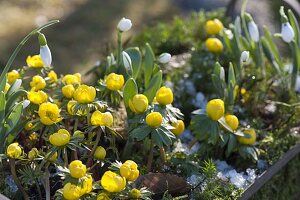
[205,19,224,35]
[73,85,96,104]
[38,102,61,125]
[6,143,22,159]
[62,84,75,99]
[28,148,39,160]
[237,129,257,145]
[47,152,58,162]
[105,73,124,91]
[101,171,126,193]
[155,86,173,105]
[62,73,81,85]
[49,129,70,147]
[130,188,141,199]
[91,111,113,127]
[205,38,223,54]
[97,192,111,200]
[206,99,225,121]
[73,130,85,139]
[129,94,149,113]
[7,70,20,84]
[225,114,239,130]
[69,160,87,179]
[63,183,81,200]
[25,122,33,131]
[171,120,185,136]
[26,55,44,68]
[120,160,139,181]
[80,175,93,196]
[94,146,106,160]
[5,83,10,93]
[146,112,163,128]
[30,75,46,91]
[48,70,57,83]
[27,90,48,104]
[29,132,38,141]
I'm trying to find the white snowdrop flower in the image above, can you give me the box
[158,53,171,64]
[241,51,250,62]
[40,45,52,67]
[121,51,132,71]
[220,66,225,81]
[281,22,295,43]
[295,75,300,92]
[224,28,233,40]
[248,21,259,42]
[117,18,132,32]
[10,79,22,93]
[22,100,30,109]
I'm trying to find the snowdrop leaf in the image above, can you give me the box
[125,47,142,79]
[144,43,155,88]
[123,78,138,108]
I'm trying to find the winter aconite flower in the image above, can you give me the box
[69,160,87,179]
[27,90,48,104]
[62,73,81,85]
[120,160,139,181]
[80,175,93,196]
[7,70,20,84]
[237,129,256,145]
[97,192,111,200]
[26,55,44,68]
[206,99,225,121]
[30,75,46,91]
[91,111,113,127]
[155,86,173,105]
[62,84,75,99]
[25,122,34,131]
[48,70,57,83]
[49,129,70,147]
[158,53,171,64]
[38,102,61,125]
[28,148,39,160]
[129,94,149,113]
[101,171,126,193]
[117,17,132,32]
[94,146,106,161]
[225,114,239,130]
[47,152,58,162]
[205,38,223,54]
[105,73,124,91]
[129,188,141,199]
[205,19,224,35]
[171,120,185,136]
[6,143,22,159]
[146,112,163,128]
[63,183,81,200]
[74,85,96,104]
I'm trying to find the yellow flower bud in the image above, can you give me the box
[205,38,223,54]
[73,85,96,104]
[30,75,46,91]
[62,74,81,85]
[49,129,70,147]
[48,70,57,83]
[80,175,93,196]
[69,160,86,179]
[171,120,185,136]
[7,70,20,84]
[206,99,225,121]
[25,122,34,131]
[94,146,106,160]
[26,55,44,68]
[29,132,38,141]
[91,111,113,127]
[129,94,149,113]
[63,183,81,200]
[97,192,111,200]
[155,86,173,105]
[73,130,85,139]
[62,84,75,99]
[101,171,126,193]
[28,148,39,160]
[120,160,139,181]
[146,112,163,128]
[225,114,239,130]
[27,90,48,104]
[47,151,58,162]
[129,188,141,199]
[237,129,256,145]
[6,143,22,159]
[205,19,224,35]
[5,83,10,93]
[105,73,124,91]
[38,102,62,125]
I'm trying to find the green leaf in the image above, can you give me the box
[226,134,237,157]
[218,117,234,133]
[6,120,27,145]
[144,70,162,103]
[125,47,142,79]
[0,92,5,123]
[288,9,300,48]
[123,78,138,108]
[157,128,173,146]
[4,103,23,135]
[151,129,163,147]
[129,125,152,141]
[5,90,27,112]
[228,62,236,87]
[144,43,155,88]
[0,75,7,93]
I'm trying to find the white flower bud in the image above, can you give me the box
[241,51,250,62]
[121,51,132,71]
[40,45,52,67]
[10,79,22,93]
[158,53,171,64]
[22,100,30,109]
[117,18,132,32]
[224,28,233,40]
[220,66,225,81]
[248,21,259,42]
[281,23,294,43]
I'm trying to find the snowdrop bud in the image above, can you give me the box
[22,100,30,109]
[241,51,250,62]
[224,28,233,40]
[220,67,225,81]
[40,45,52,67]
[281,23,294,43]
[10,79,22,93]
[117,18,132,32]
[121,51,132,71]
[248,21,259,42]
[158,53,171,64]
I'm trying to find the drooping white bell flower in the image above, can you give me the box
[248,21,259,42]
[117,18,132,32]
[241,51,250,62]
[220,66,225,81]
[121,51,132,71]
[38,33,52,67]
[281,23,294,43]
[158,53,171,64]
[10,79,22,93]
[22,100,30,109]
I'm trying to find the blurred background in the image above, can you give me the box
[0,0,299,74]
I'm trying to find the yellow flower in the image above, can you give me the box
[28,148,39,160]
[7,70,20,84]
[5,83,10,93]
[237,129,256,145]
[29,132,38,141]
[97,192,111,200]
[62,84,75,99]
[206,99,225,121]
[101,171,126,193]
[146,112,163,128]
[27,90,48,104]
[69,160,87,179]
[205,19,224,35]
[225,114,239,130]
[155,86,173,105]
[30,75,46,91]
[47,151,58,162]
[105,73,124,91]
[171,120,185,136]
[80,175,93,196]
[49,129,70,147]
[130,188,141,199]
[25,122,34,131]
[73,85,96,104]
[38,102,62,125]
[94,146,106,160]
[205,38,223,54]
[48,70,57,83]
[6,143,22,159]
[73,130,85,139]
[91,111,113,127]
[129,94,149,113]
[26,55,44,68]
[120,160,139,181]
[63,183,81,200]
[62,73,81,85]
[66,100,85,116]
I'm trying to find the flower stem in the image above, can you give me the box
[117,31,122,67]
[147,139,154,172]
[44,163,50,200]
[9,159,29,199]
[87,128,102,167]
[64,148,68,167]
[35,178,43,200]
[159,147,166,164]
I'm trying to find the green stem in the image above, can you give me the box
[45,163,50,200]
[35,178,43,200]
[87,128,102,167]
[117,31,122,67]
[74,118,79,131]
[121,138,133,160]
[64,148,68,167]
[159,147,166,164]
